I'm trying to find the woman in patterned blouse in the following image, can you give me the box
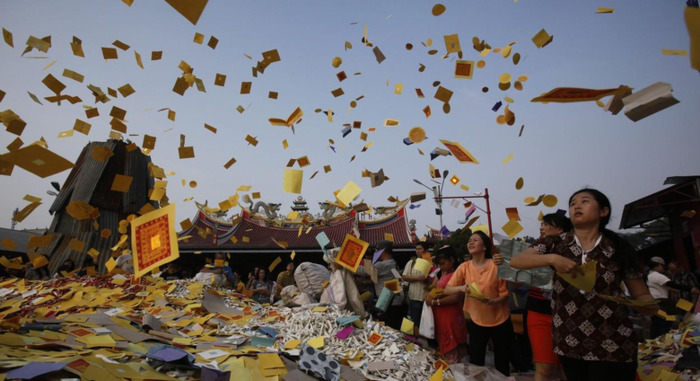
[510,189,657,381]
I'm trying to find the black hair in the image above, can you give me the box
[542,213,573,232]
[416,241,430,251]
[435,245,460,266]
[469,230,493,259]
[569,188,637,276]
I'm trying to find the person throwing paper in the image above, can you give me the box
[510,189,657,381]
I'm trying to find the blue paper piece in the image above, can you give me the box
[6,362,68,380]
[316,232,330,248]
[146,345,194,364]
[371,248,384,265]
[152,347,188,362]
[250,336,275,348]
[402,137,414,146]
[409,204,421,210]
[492,101,503,112]
[336,316,359,326]
[201,366,231,381]
[258,326,279,338]
[440,225,451,237]
[374,287,393,312]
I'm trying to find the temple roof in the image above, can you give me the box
[178,200,414,251]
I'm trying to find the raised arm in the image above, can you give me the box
[624,277,659,316]
[510,248,583,276]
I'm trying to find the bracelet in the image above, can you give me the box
[437,298,441,306]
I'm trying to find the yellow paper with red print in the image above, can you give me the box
[130,203,179,278]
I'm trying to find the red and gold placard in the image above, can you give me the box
[334,234,370,273]
[130,203,179,278]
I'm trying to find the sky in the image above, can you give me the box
[1,1,699,240]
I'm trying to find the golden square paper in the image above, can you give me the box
[68,238,86,253]
[214,74,226,86]
[142,135,156,150]
[283,169,303,194]
[223,158,236,169]
[102,47,118,60]
[164,0,209,25]
[110,106,127,120]
[178,146,195,159]
[42,74,66,94]
[240,81,252,94]
[117,84,135,97]
[62,69,85,83]
[111,174,133,193]
[0,144,74,178]
[444,33,462,53]
[434,86,453,103]
[245,135,258,146]
[85,108,99,119]
[113,40,130,50]
[207,36,218,49]
[91,146,113,162]
[73,119,91,135]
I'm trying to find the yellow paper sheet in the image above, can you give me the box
[557,260,597,292]
[336,181,361,206]
[307,336,324,349]
[676,298,694,312]
[400,318,414,334]
[283,169,303,194]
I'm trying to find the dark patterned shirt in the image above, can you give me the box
[532,232,642,363]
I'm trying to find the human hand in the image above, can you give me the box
[492,253,505,266]
[550,255,583,278]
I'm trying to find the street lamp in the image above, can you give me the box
[413,169,449,234]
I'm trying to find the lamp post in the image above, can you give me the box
[413,169,449,235]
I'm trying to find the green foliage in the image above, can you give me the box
[434,228,472,259]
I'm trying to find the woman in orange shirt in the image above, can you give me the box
[445,231,512,376]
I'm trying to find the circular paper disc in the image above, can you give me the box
[543,194,558,207]
[432,4,446,16]
[408,127,426,143]
[515,177,524,190]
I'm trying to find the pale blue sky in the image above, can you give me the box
[1,1,698,239]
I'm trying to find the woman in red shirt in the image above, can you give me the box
[424,245,468,363]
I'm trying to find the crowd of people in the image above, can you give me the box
[3,188,699,379]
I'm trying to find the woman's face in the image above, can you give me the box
[258,269,266,280]
[437,257,454,273]
[540,222,564,238]
[569,192,608,228]
[467,234,485,256]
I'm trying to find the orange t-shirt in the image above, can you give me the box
[447,260,510,327]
